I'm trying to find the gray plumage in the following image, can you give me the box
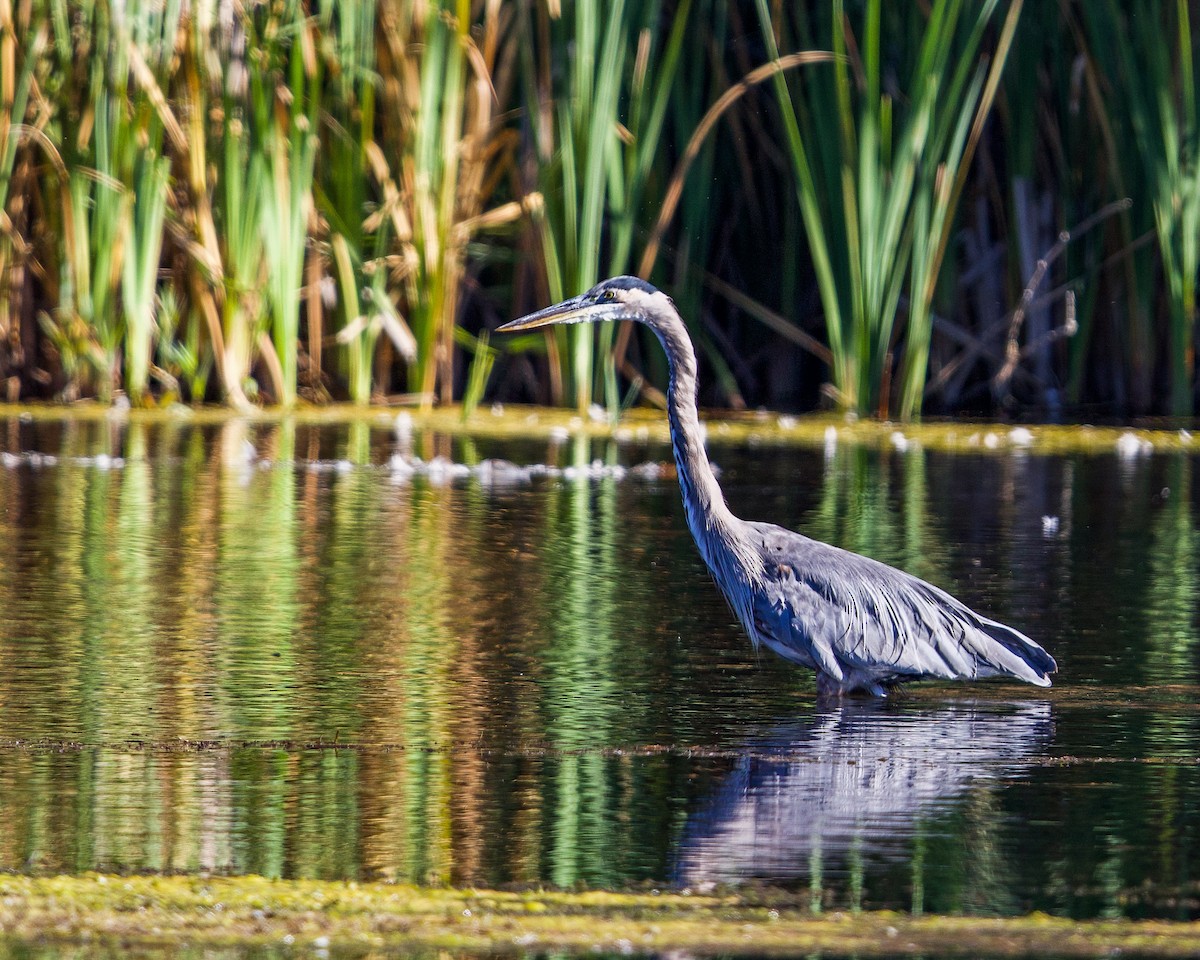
[499,276,1057,696]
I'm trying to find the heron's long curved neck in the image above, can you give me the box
[645,306,760,582]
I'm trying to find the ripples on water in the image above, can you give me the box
[1,415,1199,919]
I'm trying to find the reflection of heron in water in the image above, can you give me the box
[500,278,1056,696]
[673,701,1052,887]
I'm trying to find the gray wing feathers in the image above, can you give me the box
[746,522,1055,688]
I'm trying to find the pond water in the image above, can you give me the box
[0,413,1198,921]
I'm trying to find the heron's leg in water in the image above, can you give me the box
[815,671,889,699]
[815,671,845,700]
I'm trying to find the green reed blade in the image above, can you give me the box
[759,0,1011,418]
[755,0,847,396]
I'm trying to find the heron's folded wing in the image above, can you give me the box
[748,523,1054,684]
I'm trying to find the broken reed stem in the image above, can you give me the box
[994,197,1132,393]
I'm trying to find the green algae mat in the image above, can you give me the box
[1,875,1199,956]
[2,400,1196,454]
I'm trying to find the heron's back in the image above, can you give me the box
[737,521,1056,692]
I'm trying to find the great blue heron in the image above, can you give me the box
[498,276,1057,696]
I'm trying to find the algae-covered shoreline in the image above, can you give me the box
[1,401,1196,456]
[0,874,1198,956]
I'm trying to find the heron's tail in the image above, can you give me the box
[976,618,1057,686]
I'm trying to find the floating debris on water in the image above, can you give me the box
[615,425,653,443]
[629,461,672,481]
[1042,515,1060,537]
[564,459,626,482]
[823,426,838,459]
[1116,431,1152,459]
[379,453,676,487]
[474,458,537,487]
[890,431,910,453]
[0,441,680,488]
[1009,427,1034,446]
[424,455,472,486]
[1,451,105,469]
[232,439,256,465]
[387,454,414,482]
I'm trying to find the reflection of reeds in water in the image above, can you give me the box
[217,420,300,741]
[214,421,300,877]
[1145,456,1197,686]
[0,419,460,878]
[396,487,455,884]
[808,444,945,586]
[303,425,463,884]
[91,423,160,871]
[542,435,620,886]
[756,0,1019,418]
[1141,455,1200,902]
[0,428,1013,882]
[4,422,1200,905]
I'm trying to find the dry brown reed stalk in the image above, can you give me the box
[176,31,230,402]
[0,0,15,344]
[1,16,57,398]
[374,0,517,410]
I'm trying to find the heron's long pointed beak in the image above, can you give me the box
[497,295,606,332]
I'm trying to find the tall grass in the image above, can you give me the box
[377,0,516,410]
[522,0,628,412]
[214,39,269,408]
[2,1,1200,417]
[258,6,320,406]
[757,0,1019,418]
[120,5,179,404]
[0,2,41,390]
[1085,2,1200,417]
[523,0,689,413]
[319,0,378,404]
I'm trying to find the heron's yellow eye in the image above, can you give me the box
[599,290,615,302]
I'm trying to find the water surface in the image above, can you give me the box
[1,415,1198,919]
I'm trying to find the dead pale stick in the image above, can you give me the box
[993,197,1132,394]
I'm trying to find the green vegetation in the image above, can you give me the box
[757,0,1020,418]
[2,399,1198,455]
[3,874,1200,955]
[2,2,1200,417]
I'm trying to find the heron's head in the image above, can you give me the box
[497,276,674,332]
